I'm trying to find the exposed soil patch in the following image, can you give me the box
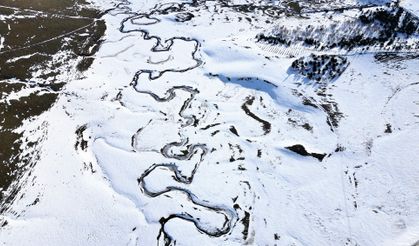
[241,211,250,240]
[229,126,240,136]
[241,96,271,135]
[285,144,326,161]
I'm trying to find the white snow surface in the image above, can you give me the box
[401,0,419,15]
[1,0,419,245]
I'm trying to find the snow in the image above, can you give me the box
[401,0,419,16]
[1,0,419,245]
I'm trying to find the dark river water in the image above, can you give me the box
[0,0,105,209]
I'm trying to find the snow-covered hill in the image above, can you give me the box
[1,0,418,245]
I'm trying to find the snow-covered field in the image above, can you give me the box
[1,0,419,245]
[402,0,419,15]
